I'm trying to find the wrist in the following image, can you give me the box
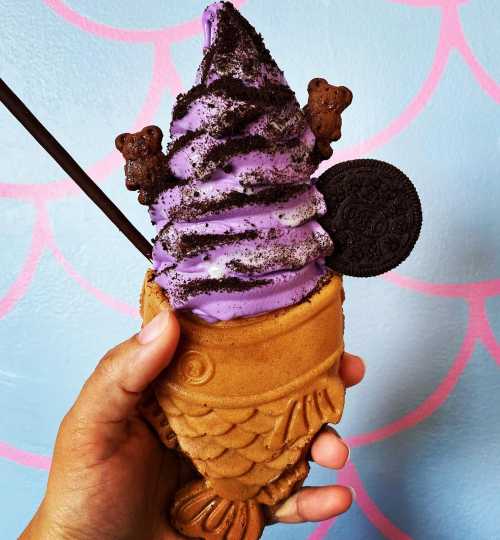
[19,502,82,540]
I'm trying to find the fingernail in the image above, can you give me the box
[273,494,297,522]
[138,310,170,345]
[346,444,351,463]
[348,486,356,502]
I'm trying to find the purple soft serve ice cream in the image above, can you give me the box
[149,1,334,322]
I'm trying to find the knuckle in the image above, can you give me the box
[95,346,121,381]
[58,410,74,439]
[56,408,91,454]
[96,337,134,377]
[295,495,306,522]
[60,406,88,436]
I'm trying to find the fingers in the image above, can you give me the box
[271,427,353,524]
[339,352,365,388]
[71,309,180,425]
[273,485,354,523]
[310,426,349,469]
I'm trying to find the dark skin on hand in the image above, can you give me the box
[20,309,365,540]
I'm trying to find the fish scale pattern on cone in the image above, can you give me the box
[159,369,344,501]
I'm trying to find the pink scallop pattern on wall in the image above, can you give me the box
[0,1,498,539]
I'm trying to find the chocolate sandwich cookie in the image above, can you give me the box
[317,159,422,277]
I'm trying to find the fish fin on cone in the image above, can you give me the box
[139,389,178,449]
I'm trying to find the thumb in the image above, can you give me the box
[71,309,180,425]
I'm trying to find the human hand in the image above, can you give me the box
[20,309,364,539]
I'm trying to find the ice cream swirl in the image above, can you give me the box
[150,1,334,321]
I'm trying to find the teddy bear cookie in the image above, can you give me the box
[305,77,353,159]
[115,125,170,205]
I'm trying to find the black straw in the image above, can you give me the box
[0,78,152,261]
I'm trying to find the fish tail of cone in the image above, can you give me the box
[171,478,265,540]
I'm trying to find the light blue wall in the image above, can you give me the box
[1,1,499,538]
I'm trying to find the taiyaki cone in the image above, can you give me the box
[140,270,345,539]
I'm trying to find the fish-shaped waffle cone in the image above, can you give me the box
[140,270,345,540]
